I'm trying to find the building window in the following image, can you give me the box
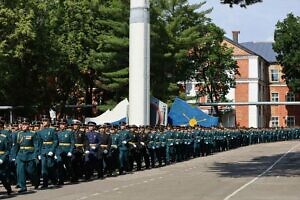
[286,116,295,127]
[286,92,295,102]
[270,69,279,82]
[271,93,279,102]
[271,117,279,127]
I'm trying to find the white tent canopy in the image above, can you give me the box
[85,98,129,125]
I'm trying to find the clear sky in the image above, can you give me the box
[188,0,300,43]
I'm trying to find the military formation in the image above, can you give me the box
[0,116,300,195]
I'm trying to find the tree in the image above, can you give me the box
[150,0,239,116]
[48,0,129,115]
[0,0,53,114]
[150,0,213,104]
[0,0,130,117]
[273,13,300,93]
[220,0,262,7]
[188,24,239,117]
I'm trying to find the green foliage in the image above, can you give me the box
[0,0,129,116]
[0,0,238,119]
[150,0,238,117]
[188,23,239,116]
[150,0,212,103]
[0,0,52,109]
[220,0,262,7]
[273,13,300,93]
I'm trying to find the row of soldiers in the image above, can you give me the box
[0,117,300,195]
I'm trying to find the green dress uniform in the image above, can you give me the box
[0,132,12,194]
[15,129,40,192]
[117,129,132,174]
[37,127,58,188]
[165,130,175,163]
[158,131,167,166]
[192,129,201,157]
[174,131,183,162]
[148,131,157,168]
[56,128,75,184]
[154,131,163,166]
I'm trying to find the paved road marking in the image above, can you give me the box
[224,142,300,200]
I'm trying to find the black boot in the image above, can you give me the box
[41,175,48,189]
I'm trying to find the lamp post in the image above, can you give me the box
[129,0,150,126]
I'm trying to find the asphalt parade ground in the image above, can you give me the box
[2,140,300,200]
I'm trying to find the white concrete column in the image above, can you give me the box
[248,82,258,128]
[129,0,150,126]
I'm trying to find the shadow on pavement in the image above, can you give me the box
[209,151,300,178]
[0,190,36,199]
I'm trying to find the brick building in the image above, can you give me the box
[184,33,300,128]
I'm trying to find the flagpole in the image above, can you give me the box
[129,0,150,126]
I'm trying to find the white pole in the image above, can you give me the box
[129,0,150,126]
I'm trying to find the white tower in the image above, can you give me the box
[129,0,150,126]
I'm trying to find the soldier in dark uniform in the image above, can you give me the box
[110,126,119,175]
[139,126,150,169]
[127,125,138,171]
[71,119,89,182]
[14,118,40,193]
[85,121,103,180]
[0,120,12,194]
[100,125,112,177]
[37,117,58,188]
[56,118,75,185]
[8,122,19,186]
[128,126,142,171]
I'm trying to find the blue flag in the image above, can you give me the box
[168,97,218,127]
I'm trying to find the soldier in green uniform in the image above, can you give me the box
[192,126,201,157]
[117,123,131,174]
[14,118,40,193]
[0,120,12,195]
[56,119,75,185]
[158,127,167,166]
[165,125,175,164]
[148,127,157,168]
[37,117,58,188]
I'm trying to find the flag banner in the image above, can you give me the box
[168,97,218,127]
